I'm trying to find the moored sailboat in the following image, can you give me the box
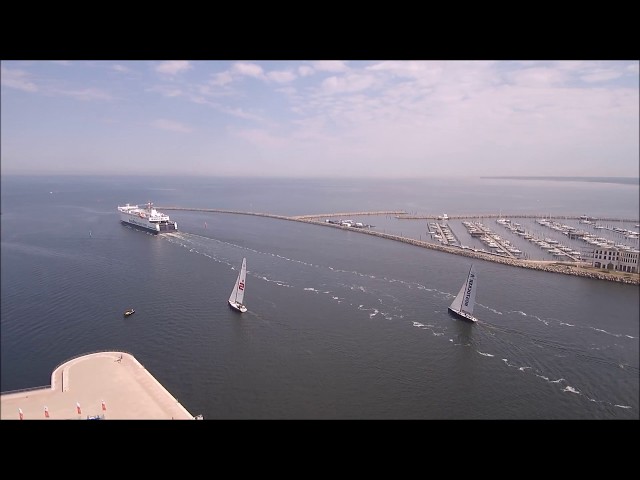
[448,265,478,323]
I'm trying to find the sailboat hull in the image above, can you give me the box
[228,300,247,313]
[448,307,478,323]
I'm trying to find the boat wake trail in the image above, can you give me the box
[164,232,636,414]
[471,319,638,412]
[165,231,450,328]
[505,310,636,340]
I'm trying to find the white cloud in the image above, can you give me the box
[232,62,264,79]
[149,85,184,98]
[2,60,637,178]
[267,70,297,83]
[281,59,639,175]
[313,61,348,72]
[2,65,111,100]
[235,128,286,148]
[211,71,233,86]
[151,119,191,133]
[298,65,314,77]
[368,60,435,77]
[321,73,375,94]
[222,63,297,84]
[1,66,38,92]
[54,88,112,101]
[276,86,297,96]
[508,67,568,87]
[581,70,624,83]
[155,61,192,75]
[554,60,595,71]
[112,64,130,73]
[219,106,264,122]
[368,61,448,91]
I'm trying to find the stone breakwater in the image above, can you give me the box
[293,211,407,219]
[297,219,640,285]
[157,207,639,285]
[292,219,639,285]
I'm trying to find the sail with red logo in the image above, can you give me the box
[228,257,248,313]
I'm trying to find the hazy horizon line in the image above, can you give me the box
[2,172,639,183]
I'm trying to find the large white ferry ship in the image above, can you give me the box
[118,202,178,234]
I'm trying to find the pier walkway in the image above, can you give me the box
[433,222,448,245]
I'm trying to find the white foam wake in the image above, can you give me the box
[260,276,291,288]
[590,327,622,337]
[477,351,494,357]
[562,386,580,394]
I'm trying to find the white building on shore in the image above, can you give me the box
[591,247,639,273]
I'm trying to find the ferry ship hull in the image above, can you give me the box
[120,217,160,233]
[118,203,178,234]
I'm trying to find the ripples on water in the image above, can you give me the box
[158,229,638,418]
[1,176,638,419]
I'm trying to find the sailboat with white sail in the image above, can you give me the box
[228,257,247,313]
[448,264,478,323]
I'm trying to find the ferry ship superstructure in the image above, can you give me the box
[118,202,178,233]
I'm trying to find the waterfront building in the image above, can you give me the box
[591,247,639,273]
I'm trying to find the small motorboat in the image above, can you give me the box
[124,308,135,317]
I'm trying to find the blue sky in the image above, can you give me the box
[1,60,638,177]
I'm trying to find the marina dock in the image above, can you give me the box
[395,213,639,222]
[0,351,197,420]
[157,207,639,285]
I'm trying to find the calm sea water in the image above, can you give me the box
[1,175,638,419]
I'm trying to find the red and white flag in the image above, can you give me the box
[76,402,81,415]
[44,406,50,418]
[101,400,106,411]
[18,408,23,420]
